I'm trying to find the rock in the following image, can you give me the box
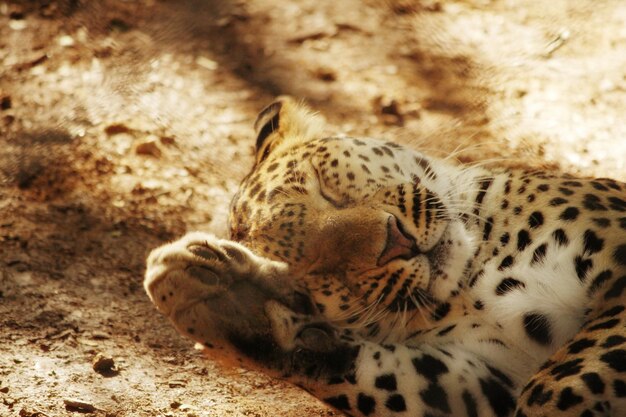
[135,140,162,158]
[2,115,15,126]
[63,398,97,413]
[109,18,131,32]
[9,20,27,30]
[1,96,11,110]
[159,136,176,146]
[18,409,49,417]
[9,11,25,20]
[313,67,336,82]
[373,96,405,126]
[89,331,110,340]
[92,353,118,376]
[196,56,218,71]
[104,123,131,136]
[167,380,186,388]
[58,35,74,47]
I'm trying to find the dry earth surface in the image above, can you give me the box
[1,0,625,416]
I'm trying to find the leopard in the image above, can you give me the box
[144,97,626,417]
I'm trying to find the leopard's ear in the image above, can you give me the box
[253,97,324,165]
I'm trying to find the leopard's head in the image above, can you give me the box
[229,98,475,340]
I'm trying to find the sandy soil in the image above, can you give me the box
[1,0,625,416]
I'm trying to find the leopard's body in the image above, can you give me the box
[145,98,626,417]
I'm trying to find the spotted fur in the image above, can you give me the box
[145,98,626,417]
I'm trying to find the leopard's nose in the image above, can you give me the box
[377,215,418,266]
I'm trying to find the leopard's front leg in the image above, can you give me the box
[145,233,520,417]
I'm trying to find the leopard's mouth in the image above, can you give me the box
[365,222,456,302]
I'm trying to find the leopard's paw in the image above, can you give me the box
[144,232,290,340]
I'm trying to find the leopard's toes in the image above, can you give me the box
[296,324,337,353]
[187,242,226,263]
[144,232,241,316]
[265,300,335,352]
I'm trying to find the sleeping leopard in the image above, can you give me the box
[144,98,626,417]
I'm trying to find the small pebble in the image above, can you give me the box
[1,96,11,110]
[92,353,118,376]
[63,398,97,413]
[168,380,186,388]
[104,123,131,135]
[135,141,162,158]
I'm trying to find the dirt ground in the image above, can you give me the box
[1,0,625,416]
